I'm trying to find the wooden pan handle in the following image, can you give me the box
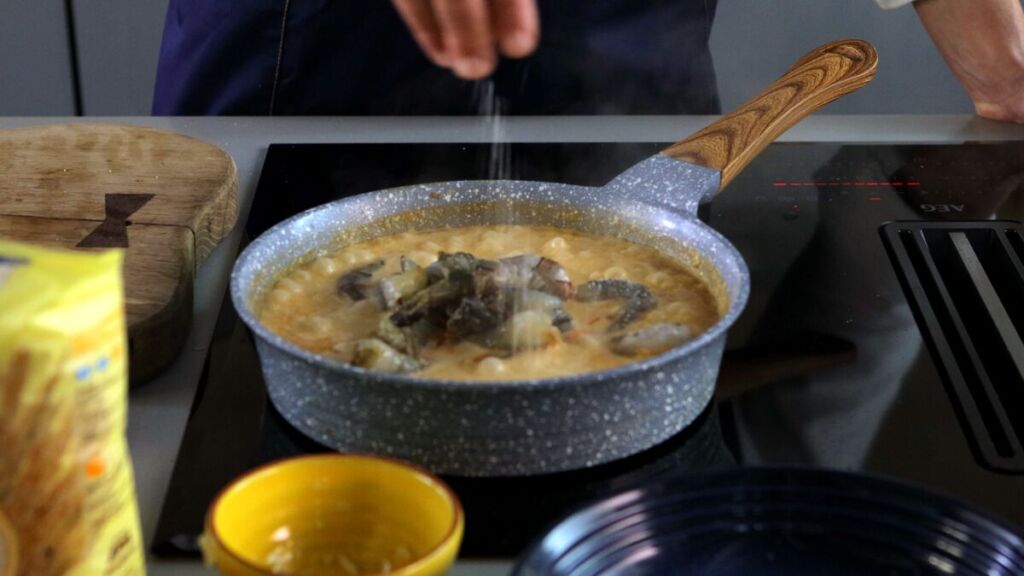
[662,39,878,190]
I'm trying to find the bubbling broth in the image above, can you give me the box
[259,225,724,381]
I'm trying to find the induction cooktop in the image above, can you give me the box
[153,141,1024,559]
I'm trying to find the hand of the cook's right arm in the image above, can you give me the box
[912,0,1024,124]
[390,0,539,80]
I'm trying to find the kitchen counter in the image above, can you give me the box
[2,115,1023,575]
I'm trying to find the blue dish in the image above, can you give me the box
[513,467,1024,575]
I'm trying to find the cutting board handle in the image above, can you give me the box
[662,39,878,190]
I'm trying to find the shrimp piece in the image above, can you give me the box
[352,338,422,373]
[425,252,477,283]
[390,273,473,327]
[493,254,573,299]
[447,297,502,339]
[610,323,692,356]
[375,315,434,356]
[378,267,428,309]
[399,255,420,272]
[574,279,656,331]
[336,259,385,301]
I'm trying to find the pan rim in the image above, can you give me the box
[231,179,750,392]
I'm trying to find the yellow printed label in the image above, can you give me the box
[0,507,17,576]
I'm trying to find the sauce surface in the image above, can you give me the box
[259,225,723,381]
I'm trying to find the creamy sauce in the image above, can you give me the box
[260,225,723,381]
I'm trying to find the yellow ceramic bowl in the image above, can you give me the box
[202,454,463,576]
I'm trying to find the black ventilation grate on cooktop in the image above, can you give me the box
[882,221,1024,473]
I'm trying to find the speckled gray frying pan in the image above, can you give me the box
[231,40,877,476]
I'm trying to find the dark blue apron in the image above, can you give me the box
[152,0,719,115]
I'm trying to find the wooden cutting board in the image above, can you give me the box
[0,124,239,384]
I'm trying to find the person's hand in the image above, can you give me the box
[391,0,539,80]
[966,73,1024,124]
[914,0,1024,124]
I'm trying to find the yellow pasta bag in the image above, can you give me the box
[0,240,145,576]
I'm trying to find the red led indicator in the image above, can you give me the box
[868,197,882,202]
[770,181,919,188]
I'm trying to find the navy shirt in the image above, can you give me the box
[153,0,720,115]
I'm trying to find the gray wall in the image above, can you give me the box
[72,0,169,115]
[710,0,974,114]
[0,0,982,116]
[0,0,77,115]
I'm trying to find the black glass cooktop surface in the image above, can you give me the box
[153,141,1024,559]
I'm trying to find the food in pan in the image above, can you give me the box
[259,225,725,380]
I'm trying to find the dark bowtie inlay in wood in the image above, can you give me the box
[77,193,156,248]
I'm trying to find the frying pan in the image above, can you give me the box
[231,39,878,476]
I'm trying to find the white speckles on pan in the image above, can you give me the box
[231,155,749,476]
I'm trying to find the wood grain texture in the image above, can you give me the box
[663,39,878,190]
[0,124,238,265]
[0,124,237,384]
